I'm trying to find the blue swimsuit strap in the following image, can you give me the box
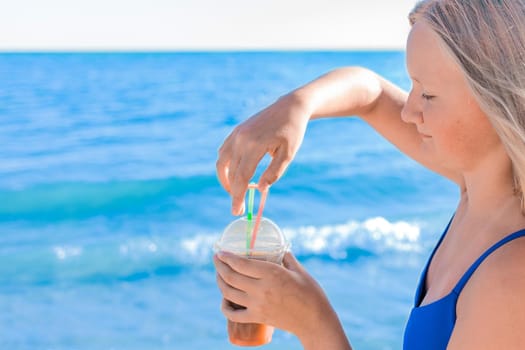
[453,229,525,295]
[414,216,455,306]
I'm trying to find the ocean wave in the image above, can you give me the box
[0,176,219,221]
[181,217,421,263]
[0,217,421,286]
[284,216,421,258]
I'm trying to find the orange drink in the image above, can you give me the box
[215,216,289,347]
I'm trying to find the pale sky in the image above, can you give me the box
[0,0,416,51]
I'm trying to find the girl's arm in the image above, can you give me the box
[216,66,461,216]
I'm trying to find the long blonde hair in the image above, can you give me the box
[409,0,525,210]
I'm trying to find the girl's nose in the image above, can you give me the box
[401,91,423,125]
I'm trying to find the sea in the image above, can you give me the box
[0,51,458,350]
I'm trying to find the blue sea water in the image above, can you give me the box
[0,52,458,350]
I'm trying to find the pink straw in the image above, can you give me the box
[249,187,268,250]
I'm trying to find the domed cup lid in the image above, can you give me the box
[214,216,289,258]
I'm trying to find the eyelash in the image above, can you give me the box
[421,93,435,100]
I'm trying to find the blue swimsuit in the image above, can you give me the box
[403,218,525,349]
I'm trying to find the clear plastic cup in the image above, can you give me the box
[215,216,289,347]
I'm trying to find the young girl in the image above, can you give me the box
[214,1,525,349]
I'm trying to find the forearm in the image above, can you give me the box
[289,66,384,120]
[296,303,353,350]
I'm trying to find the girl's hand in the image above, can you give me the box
[216,93,311,215]
[213,252,351,349]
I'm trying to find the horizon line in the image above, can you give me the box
[0,47,406,54]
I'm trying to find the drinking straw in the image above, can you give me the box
[249,187,268,250]
[246,183,257,251]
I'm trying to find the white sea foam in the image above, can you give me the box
[284,217,421,258]
[53,245,83,260]
[180,234,219,264]
[176,217,421,263]
[48,218,421,267]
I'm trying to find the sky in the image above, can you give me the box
[0,0,416,51]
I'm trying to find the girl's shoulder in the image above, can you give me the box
[448,236,525,348]
[465,232,525,298]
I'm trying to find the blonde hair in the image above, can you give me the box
[409,0,525,210]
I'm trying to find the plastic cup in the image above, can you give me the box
[215,216,289,347]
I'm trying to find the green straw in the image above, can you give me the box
[246,183,256,251]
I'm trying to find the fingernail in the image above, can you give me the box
[218,251,233,259]
[232,204,244,216]
[240,202,245,215]
[233,208,241,216]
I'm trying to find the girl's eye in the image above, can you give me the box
[422,93,435,100]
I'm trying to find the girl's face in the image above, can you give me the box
[402,20,503,174]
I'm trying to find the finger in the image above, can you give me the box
[227,151,241,198]
[230,152,266,216]
[258,147,293,192]
[216,157,231,194]
[214,254,260,291]
[217,252,275,280]
[282,252,302,272]
[226,144,249,216]
[216,273,250,308]
[221,299,253,323]
[230,174,246,217]
[217,134,235,193]
[226,147,237,188]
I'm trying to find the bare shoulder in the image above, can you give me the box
[448,235,525,349]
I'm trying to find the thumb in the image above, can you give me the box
[258,148,291,192]
[282,252,302,272]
